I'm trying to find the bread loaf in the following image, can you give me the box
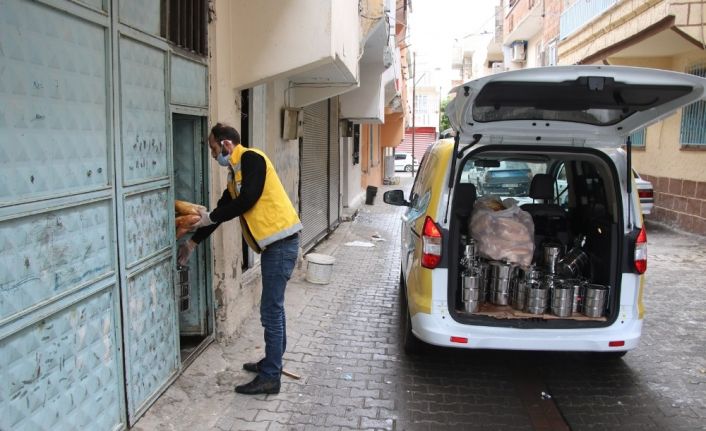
[176,214,201,229]
[175,200,205,216]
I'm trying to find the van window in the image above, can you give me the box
[395,153,407,160]
[409,150,434,208]
[460,158,560,205]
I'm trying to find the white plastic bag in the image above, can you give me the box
[469,196,535,266]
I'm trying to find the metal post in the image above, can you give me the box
[412,53,416,175]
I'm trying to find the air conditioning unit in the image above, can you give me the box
[491,62,505,73]
[511,41,526,62]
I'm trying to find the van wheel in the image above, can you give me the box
[404,165,413,172]
[399,271,424,354]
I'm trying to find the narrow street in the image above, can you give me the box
[136,175,706,431]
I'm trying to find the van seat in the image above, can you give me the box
[521,174,570,250]
[454,183,477,219]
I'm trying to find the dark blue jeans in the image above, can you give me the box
[259,233,299,380]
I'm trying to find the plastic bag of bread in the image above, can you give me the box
[175,214,201,239]
[176,214,201,229]
[469,196,534,266]
[176,226,190,240]
[175,200,206,216]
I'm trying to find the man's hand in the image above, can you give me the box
[191,207,214,230]
[178,239,198,266]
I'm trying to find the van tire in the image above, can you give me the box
[399,270,424,354]
[404,165,413,172]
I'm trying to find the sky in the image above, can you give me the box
[409,0,498,94]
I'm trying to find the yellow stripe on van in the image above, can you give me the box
[408,141,454,317]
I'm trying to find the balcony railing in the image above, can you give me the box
[560,0,618,40]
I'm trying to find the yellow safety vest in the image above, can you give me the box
[226,144,302,253]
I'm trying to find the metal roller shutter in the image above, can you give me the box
[300,100,330,249]
[329,98,340,229]
[398,128,437,157]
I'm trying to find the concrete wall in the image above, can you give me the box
[629,50,706,234]
[526,33,543,67]
[361,124,384,188]
[342,136,364,210]
[225,0,359,90]
[340,65,385,122]
[208,0,247,342]
[209,4,303,342]
[361,0,386,39]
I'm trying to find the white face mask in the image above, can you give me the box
[216,141,230,167]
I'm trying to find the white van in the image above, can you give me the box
[383,66,706,356]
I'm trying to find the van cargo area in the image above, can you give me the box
[448,147,627,329]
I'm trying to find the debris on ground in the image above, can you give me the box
[344,241,375,247]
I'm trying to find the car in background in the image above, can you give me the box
[394,152,419,172]
[633,170,654,215]
[470,161,533,196]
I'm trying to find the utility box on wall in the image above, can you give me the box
[282,108,304,140]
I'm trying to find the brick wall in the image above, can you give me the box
[542,0,563,43]
[505,0,532,38]
[643,174,706,235]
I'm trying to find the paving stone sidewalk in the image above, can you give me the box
[135,179,430,431]
[136,177,706,431]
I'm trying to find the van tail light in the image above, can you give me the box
[638,189,653,199]
[421,216,442,269]
[634,226,647,274]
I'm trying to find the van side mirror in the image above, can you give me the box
[383,190,410,206]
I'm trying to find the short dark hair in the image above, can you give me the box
[210,123,241,144]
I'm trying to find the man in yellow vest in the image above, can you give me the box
[178,123,302,395]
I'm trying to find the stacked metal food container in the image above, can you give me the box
[460,236,609,318]
[459,236,485,313]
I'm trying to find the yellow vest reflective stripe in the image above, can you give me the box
[226,145,302,253]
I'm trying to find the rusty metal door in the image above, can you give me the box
[0,0,126,430]
[1,0,210,428]
[173,114,208,335]
[114,33,180,423]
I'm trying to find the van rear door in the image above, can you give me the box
[446,66,706,144]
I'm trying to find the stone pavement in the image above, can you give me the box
[136,175,706,431]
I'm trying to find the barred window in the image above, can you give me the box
[630,128,646,148]
[162,0,208,56]
[680,63,706,147]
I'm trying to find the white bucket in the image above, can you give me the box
[305,253,336,284]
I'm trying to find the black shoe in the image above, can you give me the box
[242,359,264,373]
[235,375,281,395]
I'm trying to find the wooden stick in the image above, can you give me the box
[282,369,301,380]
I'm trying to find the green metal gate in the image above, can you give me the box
[0,0,209,428]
